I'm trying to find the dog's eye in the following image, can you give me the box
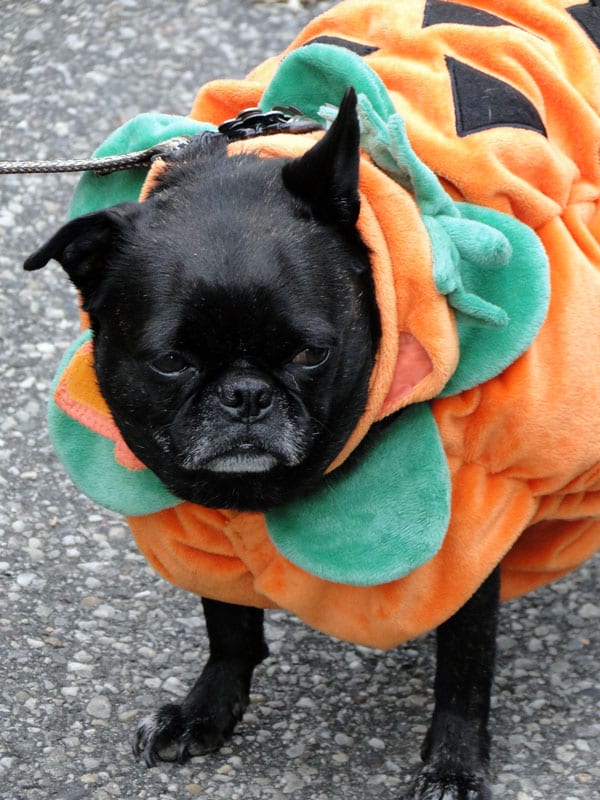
[290,347,330,368]
[150,353,191,375]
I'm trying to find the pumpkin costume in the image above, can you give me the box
[50,0,600,649]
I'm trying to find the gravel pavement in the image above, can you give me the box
[1,2,598,799]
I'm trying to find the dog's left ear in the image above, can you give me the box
[24,202,139,309]
[282,87,360,227]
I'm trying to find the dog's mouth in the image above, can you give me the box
[172,417,310,476]
[204,445,279,474]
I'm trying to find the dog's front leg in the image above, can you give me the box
[408,566,500,800]
[135,598,268,766]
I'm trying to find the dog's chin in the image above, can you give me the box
[172,465,307,512]
[178,439,300,474]
[152,439,310,510]
[202,450,279,475]
[149,445,323,512]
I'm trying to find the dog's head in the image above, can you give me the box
[26,90,380,510]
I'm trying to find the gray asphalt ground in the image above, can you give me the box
[1,1,599,799]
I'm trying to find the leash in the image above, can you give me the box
[0,139,191,176]
[0,107,323,176]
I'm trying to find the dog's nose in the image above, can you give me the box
[217,377,273,421]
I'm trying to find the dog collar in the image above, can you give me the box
[218,105,323,140]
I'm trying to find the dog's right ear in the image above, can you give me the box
[282,87,361,229]
[24,202,139,306]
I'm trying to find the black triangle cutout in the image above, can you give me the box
[568,3,600,50]
[423,0,514,28]
[303,36,379,57]
[447,57,547,137]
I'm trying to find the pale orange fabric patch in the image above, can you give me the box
[54,341,144,471]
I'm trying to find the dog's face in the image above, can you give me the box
[26,91,380,510]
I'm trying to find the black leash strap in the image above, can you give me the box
[0,137,192,176]
[0,107,323,176]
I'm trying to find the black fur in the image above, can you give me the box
[135,599,268,766]
[26,88,499,798]
[26,90,379,511]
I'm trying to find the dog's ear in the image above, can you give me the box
[24,202,139,307]
[282,87,361,227]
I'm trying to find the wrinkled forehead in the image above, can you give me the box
[120,236,342,361]
[123,185,356,293]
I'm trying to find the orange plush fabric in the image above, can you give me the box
[67,0,600,649]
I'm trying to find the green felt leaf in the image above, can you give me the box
[48,332,181,516]
[439,203,550,397]
[49,407,182,516]
[265,403,451,586]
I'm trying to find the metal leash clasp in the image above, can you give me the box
[218,106,324,141]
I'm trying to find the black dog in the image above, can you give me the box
[26,91,499,799]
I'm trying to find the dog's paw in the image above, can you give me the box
[404,764,491,800]
[133,691,247,766]
[134,654,259,766]
[134,704,187,766]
